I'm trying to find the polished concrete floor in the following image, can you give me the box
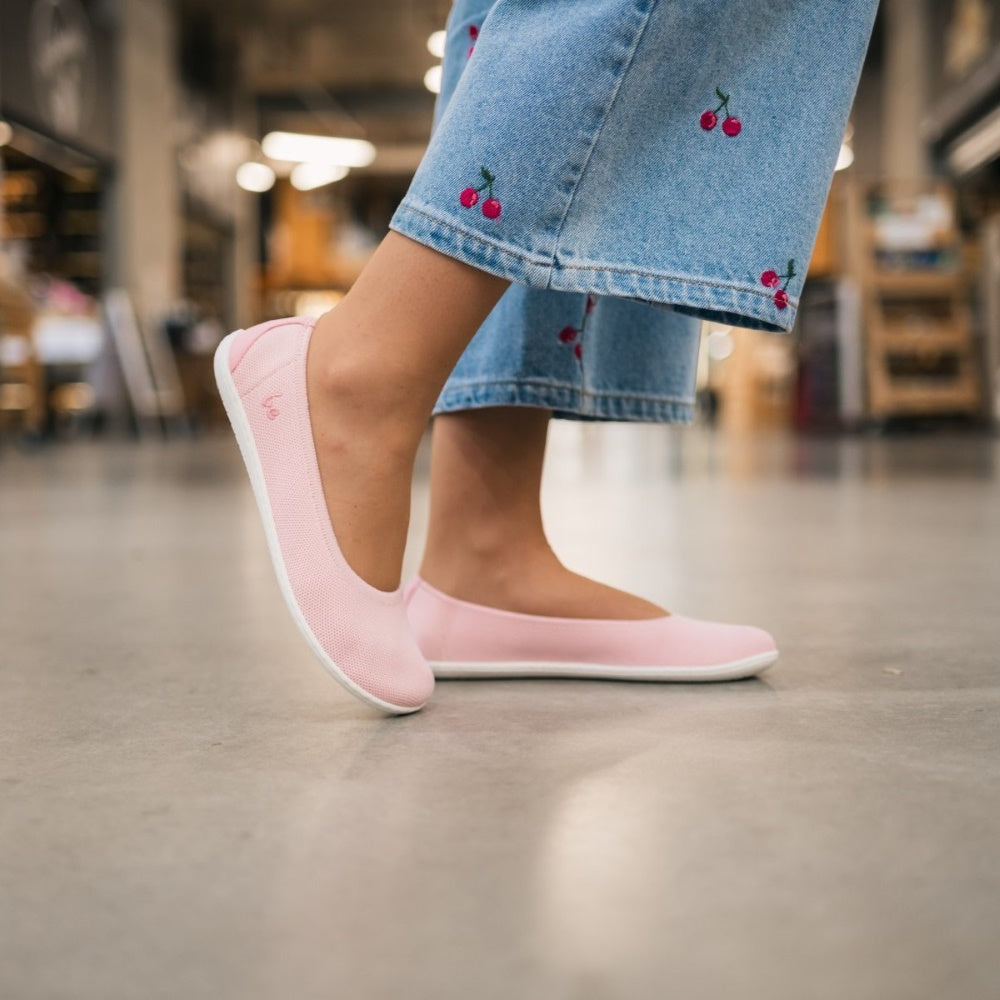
[1,423,999,1000]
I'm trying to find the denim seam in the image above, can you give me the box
[397,200,554,265]
[432,385,696,423]
[392,200,798,309]
[440,377,694,406]
[548,0,660,269]
[435,391,694,409]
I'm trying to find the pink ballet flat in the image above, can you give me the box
[214,317,435,714]
[403,576,778,681]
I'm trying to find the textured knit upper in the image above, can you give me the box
[230,318,434,709]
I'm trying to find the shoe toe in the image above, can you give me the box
[741,624,778,657]
[377,647,436,711]
[669,615,777,668]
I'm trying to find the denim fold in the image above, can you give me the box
[390,0,880,422]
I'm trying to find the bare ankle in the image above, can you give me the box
[309,310,443,438]
[308,350,426,462]
[419,535,552,599]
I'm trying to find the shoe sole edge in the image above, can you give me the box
[430,650,778,682]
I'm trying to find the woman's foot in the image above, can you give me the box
[419,544,668,619]
[405,574,777,681]
[302,233,510,592]
[214,317,435,712]
[420,406,668,620]
[212,234,509,712]
[306,310,424,593]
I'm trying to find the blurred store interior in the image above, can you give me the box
[2,0,1000,439]
[3,4,1000,1000]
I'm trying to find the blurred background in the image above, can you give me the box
[1,0,1000,440]
[3,5,1000,1000]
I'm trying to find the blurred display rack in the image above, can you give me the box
[0,153,104,297]
[850,178,982,420]
[0,273,44,437]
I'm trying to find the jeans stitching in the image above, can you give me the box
[438,377,695,405]
[548,0,660,274]
[392,201,797,307]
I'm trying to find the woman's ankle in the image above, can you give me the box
[309,362,432,479]
[418,538,554,603]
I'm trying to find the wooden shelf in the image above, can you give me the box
[879,330,970,352]
[852,179,983,420]
[870,271,964,296]
[870,377,982,413]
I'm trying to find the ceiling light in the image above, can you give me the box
[835,142,854,171]
[290,162,349,191]
[261,132,375,167]
[0,121,12,147]
[236,161,276,192]
[424,65,443,94]
[427,30,446,59]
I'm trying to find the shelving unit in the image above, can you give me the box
[0,273,43,437]
[852,179,982,420]
[0,152,104,297]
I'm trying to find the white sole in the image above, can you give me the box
[213,331,425,716]
[430,649,778,682]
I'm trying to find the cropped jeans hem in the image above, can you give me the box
[432,378,696,424]
[391,198,798,335]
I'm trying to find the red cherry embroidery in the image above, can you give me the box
[760,259,796,309]
[459,167,501,219]
[700,87,741,137]
[467,24,479,57]
[556,296,596,363]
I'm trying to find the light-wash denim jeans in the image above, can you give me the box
[390,0,880,422]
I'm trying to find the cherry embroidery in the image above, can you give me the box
[460,167,501,219]
[557,295,596,363]
[760,259,796,309]
[700,87,742,136]
[467,24,478,57]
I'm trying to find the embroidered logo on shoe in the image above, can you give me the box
[760,259,796,309]
[459,166,501,219]
[700,87,742,136]
[262,393,283,419]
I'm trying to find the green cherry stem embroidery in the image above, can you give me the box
[459,167,502,219]
[700,87,742,136]
[759,259,796,310]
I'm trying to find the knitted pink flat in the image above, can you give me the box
[214,317,434,714]
[404,576,777,681]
